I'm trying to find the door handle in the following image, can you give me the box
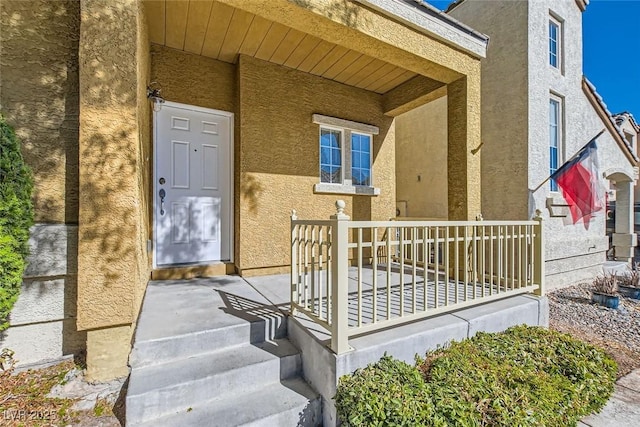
[159,188,166,216]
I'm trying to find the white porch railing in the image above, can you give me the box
[291,200,545,354]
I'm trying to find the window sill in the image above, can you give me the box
[314,183,380,196]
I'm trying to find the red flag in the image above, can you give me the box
[550,139,605,227]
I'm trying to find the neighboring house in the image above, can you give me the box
[429,0,638,287]
[614,112,640,235]
[0,0,491,384]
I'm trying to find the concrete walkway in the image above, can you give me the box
[580,369,640,426]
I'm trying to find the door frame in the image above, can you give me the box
[152,100,234,268]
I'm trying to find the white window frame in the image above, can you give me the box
[350,131,373,187]
[319,125,345,185]
[549,94,564,192]
[313,114,380,196]
[549,15,563,71]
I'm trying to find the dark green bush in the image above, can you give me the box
[335,326,617,426]
[0,115,34,331]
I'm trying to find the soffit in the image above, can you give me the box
[145,0,418,94]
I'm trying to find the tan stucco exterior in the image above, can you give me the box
[0,0,85,368]
[237,55,396,272]
[1,0,485,380]
[396,95,449,219]
[77,0,151,380]
[0,0,79,223]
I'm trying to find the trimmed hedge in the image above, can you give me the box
[0,115,34,331]
[335,326,617,426]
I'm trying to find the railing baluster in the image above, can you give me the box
[311,226,316,313]
[464,226,469,301]
[291,219,298,311]
[317,226,324,320]
[481,224,486,297]
[357,227,363,327]
[499,226,504,294]
[518,225,523,289]
[434,227,439,308]
[444,226,450,306]
[489,225,494,296]
[412,227,417,314]
[472,223,477,300]
[327,226,332,324]
[399,226,405,317]
[511,225,515,290]
[372,228,378,324]
[423,226,429,311]
[455,226,459,304]
[386,226,391,320]
[528,224,534,287]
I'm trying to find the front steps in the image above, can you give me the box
[126,277,321,426]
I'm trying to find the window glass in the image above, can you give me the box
[351,133,371,186]
[549,98,560,191]
[320,128,342,184]
[549,20,559,68]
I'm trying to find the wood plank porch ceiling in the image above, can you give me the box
[145,0,418,94]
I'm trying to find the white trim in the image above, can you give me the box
[313,114,379,134]
[549,94,564,193]
[354,0,488,59]
[548,13,563,73]
[351,131,373,187]
[319,125,345,185]
[314,183,380,196]
[316,116,378,195]
[152,101,234,268]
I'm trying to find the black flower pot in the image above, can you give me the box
[618,285,640,300]
[591,292,620,309]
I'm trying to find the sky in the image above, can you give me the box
[426,0,640,118]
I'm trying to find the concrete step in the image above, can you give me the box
[130,278,288,368]
[135,378,322,427]
[126,340,302,425]
[130,320,257,368]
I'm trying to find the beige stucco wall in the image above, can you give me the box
[149,45,237,114]
[0,0,85,367]
[395,96,448,219]
[237,55,396,272]
[77,0,151,381]
[449,0,530,220]
[0,0,79,223]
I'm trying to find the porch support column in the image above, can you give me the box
[613,179,636,262]
[78,0,151,381]
[447,74,482,220]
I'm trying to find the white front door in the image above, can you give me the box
[154,102,232,266]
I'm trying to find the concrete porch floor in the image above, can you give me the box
[132,271,548,426]
[133,269,547,359]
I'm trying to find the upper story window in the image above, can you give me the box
[549,95,563,191]
[313,114,380,196]
[623,130,636,152]
[549,16,562,69]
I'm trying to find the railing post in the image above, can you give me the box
[533,210,545,296]
[330,200,350,354]
[291,209,298,315]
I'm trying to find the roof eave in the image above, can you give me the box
[583,77,638,164]
[353,0,489,59]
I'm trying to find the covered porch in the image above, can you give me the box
[143,0,487,276]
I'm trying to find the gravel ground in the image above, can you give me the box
[548,283,640,378]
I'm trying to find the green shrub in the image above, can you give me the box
[335,356,448,426]
[0,114,34,331]
[334,326,617,426]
